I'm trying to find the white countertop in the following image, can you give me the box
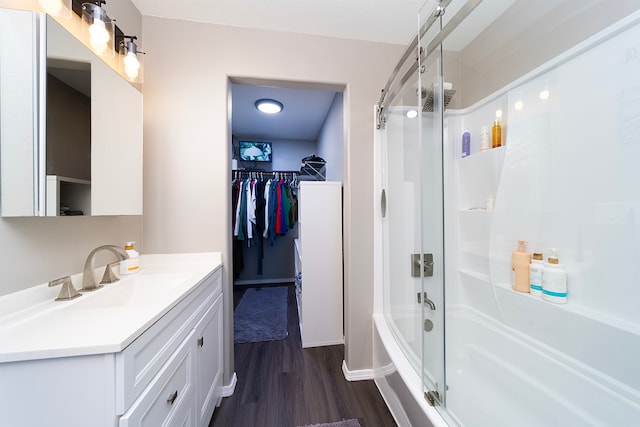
[0,252,222,363]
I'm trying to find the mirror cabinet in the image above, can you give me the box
[0,8,142,217]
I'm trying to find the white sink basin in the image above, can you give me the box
[71,273,191,309]
[0,252,223,363]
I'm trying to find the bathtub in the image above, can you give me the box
[373,306,640,427]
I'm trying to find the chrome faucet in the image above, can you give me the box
[422,291,437,310]
[81,245,129,292]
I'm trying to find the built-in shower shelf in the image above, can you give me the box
[459,145,506,162]
[458,268,489,283]
[457,146,505,212]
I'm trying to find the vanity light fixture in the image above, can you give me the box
[82,1,115,57]
[119,35,145,83]
[255,98,283,114]
[39,0,72,18]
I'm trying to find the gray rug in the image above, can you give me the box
[234,286,288,343]
[299,420,361,427]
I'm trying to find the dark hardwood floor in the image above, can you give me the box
[209,284,397,427]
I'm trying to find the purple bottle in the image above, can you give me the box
[462,129,471,158]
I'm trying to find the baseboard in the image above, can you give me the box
[221,372,237,398]
[342,360,374,381]
[233,278,294,285]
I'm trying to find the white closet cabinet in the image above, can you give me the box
[295,181,343,348]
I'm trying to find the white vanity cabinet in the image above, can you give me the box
[118,268,223,427]
[0,263,223,427]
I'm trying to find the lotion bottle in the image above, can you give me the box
[512,240,530,293]
[542,249,567,304]
[529,252,544,296]
[120,241,140,275]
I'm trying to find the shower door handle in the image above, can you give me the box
[411,253,434,277]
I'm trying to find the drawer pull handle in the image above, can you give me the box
[197,336,204,347]
[167,390,178,405]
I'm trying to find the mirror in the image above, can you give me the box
[0,10,142,217]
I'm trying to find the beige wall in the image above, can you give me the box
[141,16,404,382]
[0,0,143,297]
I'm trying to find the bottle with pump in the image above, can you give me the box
[480,126,490,151]
[512,240,530,293]
[462,129,471,158]
[492,119,502,148]
[530,252,544,296]
[542,249,567,304]
[120,241,140,275]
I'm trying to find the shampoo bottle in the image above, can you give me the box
[492,119,502,148]
[512,240,531,292]
[120,241,140,275]
[542,249,567,304]
[529,252,544,296]
[462,129,471,158]
[480,126,490,151]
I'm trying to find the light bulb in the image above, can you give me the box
[89,19,110,55]
[406,109,418,119]
[124,52,140,80]
[514,100,524,111]
[39,0,62,15]
[495,108,503,119]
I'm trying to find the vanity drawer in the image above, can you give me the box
[119,330,196,427]
[116,269,222,414]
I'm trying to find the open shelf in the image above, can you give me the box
[46,175,91,216]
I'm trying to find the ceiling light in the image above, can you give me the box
[255,99,283,114]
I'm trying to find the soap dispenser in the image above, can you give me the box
[542,249,567,304]
[512,240,530,293]
[529,252,544,297]
[120,241,140,275]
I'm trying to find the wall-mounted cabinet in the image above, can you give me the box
[0,9,143,217]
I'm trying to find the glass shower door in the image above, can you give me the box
[380,65,426,376]
[378,0,447,409]
[418,1,446,407]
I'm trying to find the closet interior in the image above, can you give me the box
[229,81,345,347]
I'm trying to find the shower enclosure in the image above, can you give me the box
[375,0,640,425]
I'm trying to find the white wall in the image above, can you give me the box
[0,0,143,297]
[141,16,404,382]
[317,92,345,182]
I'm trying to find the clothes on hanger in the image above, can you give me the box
[232,171,299,276]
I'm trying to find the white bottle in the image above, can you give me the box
[480,126,490,151]
[120,241,140,275]
[529,252,544,297]
[542,249,567,304]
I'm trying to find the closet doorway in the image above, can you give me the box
[229,78,345,287]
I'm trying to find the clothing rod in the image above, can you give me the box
[232,169,299,174]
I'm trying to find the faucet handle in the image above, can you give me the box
[100,262,120,285]
[48,276,82,301]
